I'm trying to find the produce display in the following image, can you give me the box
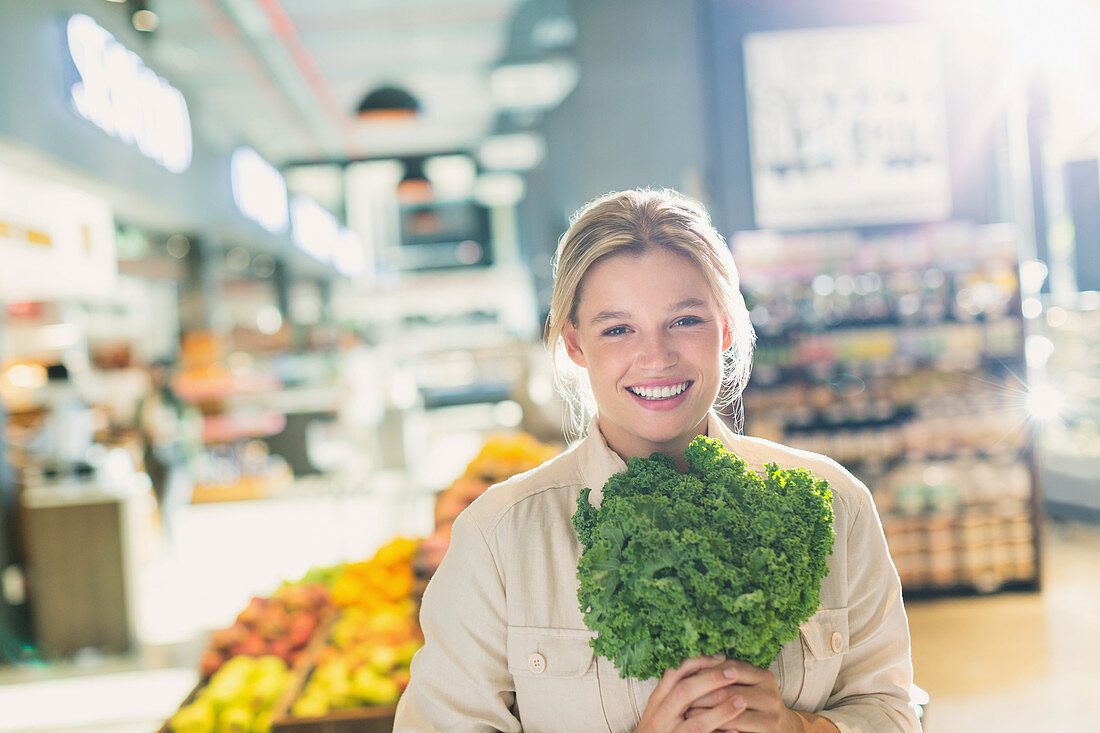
[199,583,331,678]
[573,436,835,679]
[168,655,290,733]
[164,432,561,731]
[290,606,421,716]
[331,537,417,610]
[288,537,422,718]
[416,433,561,576]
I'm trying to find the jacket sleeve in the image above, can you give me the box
[393,510,521,732]
[818,487,923,732]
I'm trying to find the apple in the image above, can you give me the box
[287,614,316,648]
[210,624,245,652]
[237,597,266,627]
[267,638,292,663]
[199,649,224,679]
[230,631,266,658]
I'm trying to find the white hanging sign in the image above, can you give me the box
[0,165,117,302]
[231,147,289,234]
[66,14,193,173]
[744,23,952,230]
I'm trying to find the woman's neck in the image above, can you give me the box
[596,415,709,474]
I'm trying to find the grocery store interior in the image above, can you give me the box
[1,0,1099,731]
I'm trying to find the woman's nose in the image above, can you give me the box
[637,331,677,369]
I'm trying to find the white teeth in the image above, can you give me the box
[628,382,689,400]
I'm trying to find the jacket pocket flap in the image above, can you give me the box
[506,626,596,678]
[799,607,849,660]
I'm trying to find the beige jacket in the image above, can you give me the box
[395,412,921,732]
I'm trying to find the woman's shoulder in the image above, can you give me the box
[725,433,869,520]
[461,441,587,535]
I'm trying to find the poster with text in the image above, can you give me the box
[744,23,952,230]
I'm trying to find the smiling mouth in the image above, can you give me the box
[626,381,692,401]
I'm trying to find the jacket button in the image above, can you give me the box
[528,652,547,674]
[830,631,843,654]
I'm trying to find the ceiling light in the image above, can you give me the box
[357,86,420,121]
[474,172,525,207]
[490,60,578,111]
[132,9,159,33]
[165,234,190,259]
[424,155,476,200]
[478,133,546,171]
[397,158,433,204]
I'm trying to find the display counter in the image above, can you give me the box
[21,477,147,655]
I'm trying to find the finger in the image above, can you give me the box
[664,661,742,718]
[678,694,747,732]
[717,659,771,686]
[688,685,738,710]
[711,709,767,732]
[651,655,726,708]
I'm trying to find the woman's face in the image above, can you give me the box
[563,247,732,466]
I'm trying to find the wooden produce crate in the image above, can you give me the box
[269,614,405,733]
[271,705,396,733]
[158,611,334,733]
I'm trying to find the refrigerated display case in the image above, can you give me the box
[734,222,1040,595]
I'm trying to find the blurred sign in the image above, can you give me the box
[0,165,117,301]
[289,195,364,278]
[231,147,289,234]
[290,195,339,262]
[744,23,952,230]
[66,14,193,173]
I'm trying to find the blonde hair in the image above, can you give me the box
[546,188,756,438]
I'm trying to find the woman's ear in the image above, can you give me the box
[721,320,734,352]
[562,321,587,367]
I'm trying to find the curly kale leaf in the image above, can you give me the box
[574,436,835,680]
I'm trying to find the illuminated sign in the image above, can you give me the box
[290,195,338,262]
[288,195,364,278]
[231,147,289,234]
[333,228,365,278]
[66,14,193,173]
[0,165,117,301]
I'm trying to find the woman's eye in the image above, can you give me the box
[602,325,629,337]
[673,316,703,327]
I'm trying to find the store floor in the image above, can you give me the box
[906,517,1100,732]
[0,504,1096,732]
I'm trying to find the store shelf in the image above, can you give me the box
[202,412,287,444]
[738,222,1040,597]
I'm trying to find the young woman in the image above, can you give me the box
[395,189,921,732]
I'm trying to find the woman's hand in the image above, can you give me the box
[684,659,835,733]
[633,655,748,733]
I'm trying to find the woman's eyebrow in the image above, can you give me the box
[669,298,707,311]
[589,299,707,326]
[590,310,631,325]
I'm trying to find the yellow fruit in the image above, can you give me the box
[395,639,422,668]
[351,667,400,706]
[218,705,252,732]
[248,673,285,711]
[366,646,400,674]
[168,699,215,733]
[251,710,274,733]
[290,693,328,718]
[331,574,366,607]
[373,537,417,566]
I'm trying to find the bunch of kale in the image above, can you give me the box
[573,435,835,680]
